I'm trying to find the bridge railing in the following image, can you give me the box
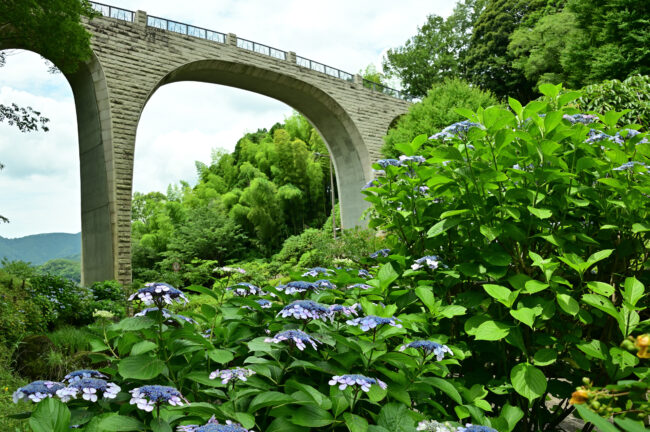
[87,1,412,101]
[363,79,414,101]
[147,15,226,43]
[296,56,354,82]
[90,1,134,22]
[237,38,286,61]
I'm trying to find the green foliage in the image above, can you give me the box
[383,0,487,97]
[576,75,650,129]
[363,87,649,430]
[38,258,81,282]
[383,79,498,157]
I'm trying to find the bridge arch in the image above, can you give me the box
[139,59,371,230]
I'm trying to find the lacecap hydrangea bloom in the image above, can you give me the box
[56,378,121,402]
[177,417,252,432]
[264,329,321,351]
[214,266,246,275]
[328,374,387,392]
[412,255,441,270]
[430,120,482,140]
[276,281,319,295]
[128,282,189,307]
[129,385,187,412]
[457,425,498,432]
[209,367,255,385]
[376,158,403,168]
[346,315,402,331]
[254,299,272,309]
[135,307,197,324]
[400,340,453,361]
[563,113,598,124]
[278,300,332,321]
[329,303,361,317]
[302,267,335,277]
[358,269,371,278]
[613,161,649,172]
[13,380,64,403]
[227,282,265,297]
[362,179,378,190]
[314,279,336,290]
[585,129,624,145]
[347,283,373,290]
[369,248,391,258]
[63,369,108,383]
[399,155,426,164]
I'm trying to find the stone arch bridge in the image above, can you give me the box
[4,2,412,285]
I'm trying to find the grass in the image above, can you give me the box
[0,350,29,431]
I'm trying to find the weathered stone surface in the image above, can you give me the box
[3,11,410,286]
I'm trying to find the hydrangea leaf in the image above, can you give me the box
[343,412,368,432]
[150,418,172,432]
[474,320,511,341]
[574,404,619,432]
[96,414,146,431]
[118,355,166,380]
[248,391,295,413]
[377,403,416,432]
[29,398,71,432]
[510,363,547,403]
[291,405,334,428]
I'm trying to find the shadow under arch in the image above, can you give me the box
[139,59,372,229]
[0,47,116,285]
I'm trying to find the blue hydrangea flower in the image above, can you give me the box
[457,425,498,432]
[227,282,265,297]
[412,255,441,270]
[314,279,336,290]
[613,161,649,172]
[13,380,64,403]
[328,374,387,392]
[376,159,403,168]
[585,129,624,145]
[617,128,648,144]
[346,315,402,331]
[177,417,252,432]
[302,267,335,277]
[329,303,361,317]
[129,385,187,412]
[358,269,371,279]
[56,378,121,402]
[362,179,379,190]
[135,307,197,324]
[63,370,108,383]
[370,248,391,258]
[255,299,272,309]
[399,155,426,164]
[347,283,373,290]
[264,329,321,351]
[400,340,453,361]
[430,121,482,140]
[209,367,255,384]
[278,300,332,321]
[563,113,598,124]
[276,281,317,295]
[128,282,189,307]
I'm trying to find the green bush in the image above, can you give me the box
[28,275,94,327]
[382,78,499,158]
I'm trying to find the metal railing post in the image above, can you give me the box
[135,10,147,26]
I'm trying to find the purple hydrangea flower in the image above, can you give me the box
[13,381,64,403]
[227,282,266,297]
[458,425,498,432]
[209,367,255,385]
[129,385,187,412]
[347,283,373,290]
[278,300,332,321]
[314,279,336,290]
[412,255,441,270]
[264,329,321,351]
[399,340,453,361]
[563,113,598,124]
[613,161,649,172]
[329,303,361,317]
[399,155,426,164]
[302,267,335,277]
[56,378,121,402]
[585,129,624,145]
[255,299,272,309]
[369,248,391,258]
[276,281,317,295]
[328,374,387,392]
[177,417,252,432]
[358,269,371,278]
[128,282,189,307]
[376,159,403,168]
[135,307,197,324]
[430,121,482,140]
[346,315,402,332]
[63,370,108,383]
[617,128,648,144]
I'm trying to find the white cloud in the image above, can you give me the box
[1,0,456,237]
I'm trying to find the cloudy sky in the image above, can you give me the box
[0,0,454,238]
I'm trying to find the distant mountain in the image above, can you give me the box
[0,232,81,265]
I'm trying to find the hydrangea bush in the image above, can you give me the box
[11,84,649,431]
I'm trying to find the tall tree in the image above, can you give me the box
[383,0,487,97]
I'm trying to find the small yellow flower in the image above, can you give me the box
[569,388,590,405]
[635,334,650,359]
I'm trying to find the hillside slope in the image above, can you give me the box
[0,232,81,265]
